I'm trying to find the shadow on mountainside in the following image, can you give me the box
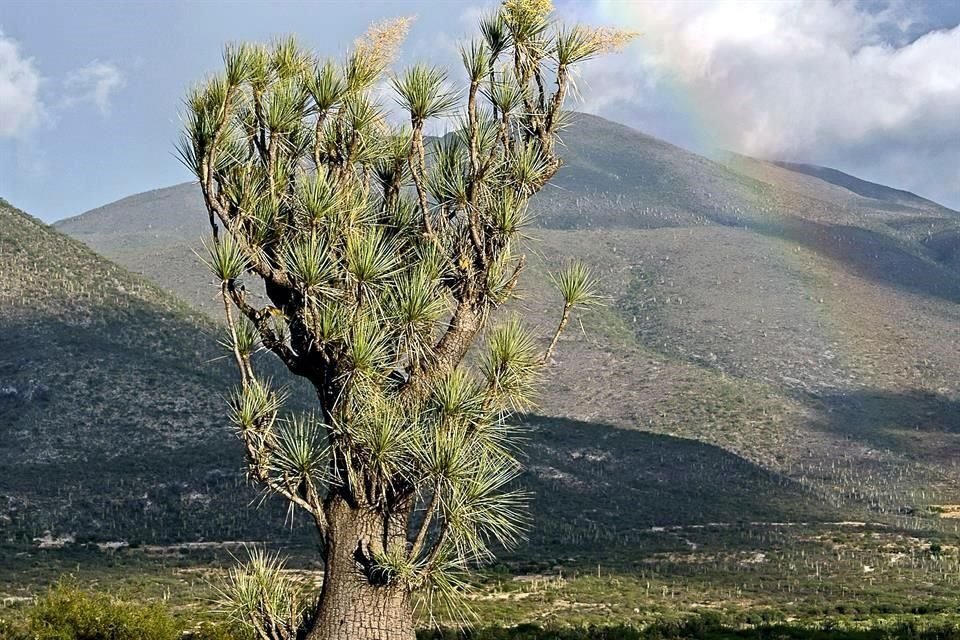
[0,306,318,544]
[728,216,960,305]
[806,388,960,463]
[1,371,836,550]
[922,228,960,271]
[519,415,839,552]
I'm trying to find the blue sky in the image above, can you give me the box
[1,0,958,221]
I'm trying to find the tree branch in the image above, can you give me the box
[409,122,434,237]
[313,110,329,170]
[541,302,572,365]
[423,520,450,570]
[408,483,441,561]
[225,281,307,377]
[407,300,481,400]
[499,254,526,304]
[221,282,254,385]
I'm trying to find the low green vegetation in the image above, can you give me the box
[0,581,181,640]
[419,620,960,640]
[3,516,959,638]
[4,580,960,640]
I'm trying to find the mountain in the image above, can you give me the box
[53,113,960,539]
[0,198,312,544]
[56,184,218,317]
[3,194,830,553]
[770,160,950,210]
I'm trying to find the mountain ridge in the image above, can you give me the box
[56,113,957,233]
[772,159,952,211]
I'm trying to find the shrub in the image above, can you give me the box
[20,580,180,640]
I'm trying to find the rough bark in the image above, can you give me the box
[306,498,416,640]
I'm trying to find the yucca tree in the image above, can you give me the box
[179,2,630,638]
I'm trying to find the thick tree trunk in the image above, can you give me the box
[306,498,415,640]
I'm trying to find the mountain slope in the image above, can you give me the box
[771,160,951,211]
[0,199,304,543]
[5,196,832,552]
[54,183,204,239]
[55,113,960,531]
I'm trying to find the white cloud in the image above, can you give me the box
[0,30,43,138]
[570,0,960,207]
[63,60,124,114]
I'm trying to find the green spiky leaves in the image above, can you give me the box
[176,75,232,176]
[393,65,458,124]
[351,401,414,492]
[481,316,540,411]
[431,368,484,425]
[296,169,338,224]
[215,547,308,639]
[270,36,311,81]
[488,190,530,238]
[484,75,523,119]
[220,316,260,358]
[374,127,413,192]
[460,40,491,84]
[444,458,528,561]
[269,413,330,485]
[307,60,346,113]
[201,233,249,282]
[345,226,400,299]
[388,268,447,362]
[223,42,260,87]
[554,25,600,66]
[281,232,334,295]
[229,378,286,435]
[184,1,621,613]
[427,137,469,206]
[510,141,550,195]
[552,259,599,307]
[344,317,392,381]
[265,78,308,134]
[502,0,552,57]
[480,12,510,59]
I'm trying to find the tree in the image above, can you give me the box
[178,2,632,638]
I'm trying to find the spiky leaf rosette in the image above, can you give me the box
[181,0,630,620]
[215,547,309,640]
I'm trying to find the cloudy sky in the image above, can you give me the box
[1,0,958,221]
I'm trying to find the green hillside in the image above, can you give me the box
[54,113,960,530]
[0,199,310,544]
[3,194,837,557]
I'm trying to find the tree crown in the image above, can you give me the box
[180,0,632,621]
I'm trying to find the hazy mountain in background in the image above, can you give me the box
[15,112,960,545]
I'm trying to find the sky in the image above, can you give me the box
[0,0,958,222]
